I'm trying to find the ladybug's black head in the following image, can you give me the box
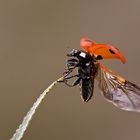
[67,49,93,62]
[67,49,81,57]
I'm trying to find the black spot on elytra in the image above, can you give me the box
[96,55,103,60]
[109,49,115,54]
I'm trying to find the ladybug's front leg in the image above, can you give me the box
[66,58,79,70]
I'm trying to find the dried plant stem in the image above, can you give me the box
[10,76,64,140]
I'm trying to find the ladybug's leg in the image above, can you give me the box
[59,58,81,86]
[66,58,79,69]
[72,77,81,86]
[64,77,81,87]
[64,74,79,80]
[59,68,81,87]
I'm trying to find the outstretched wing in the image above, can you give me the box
[96,63,140,112]
[80,37,126,63]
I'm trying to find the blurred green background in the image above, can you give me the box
[0,0,140,140]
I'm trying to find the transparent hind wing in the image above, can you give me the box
[96,64,140,112]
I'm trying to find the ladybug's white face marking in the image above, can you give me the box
[79,52,86,58]
[86,63,90,66]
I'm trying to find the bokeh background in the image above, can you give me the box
[0,0,140,140]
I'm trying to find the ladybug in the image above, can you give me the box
[60,37,140,112]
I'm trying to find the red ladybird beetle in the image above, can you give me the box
[61,37,140,113]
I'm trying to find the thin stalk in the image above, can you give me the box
[10,76,64,140]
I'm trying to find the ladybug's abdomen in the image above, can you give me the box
[78,62,98,102]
